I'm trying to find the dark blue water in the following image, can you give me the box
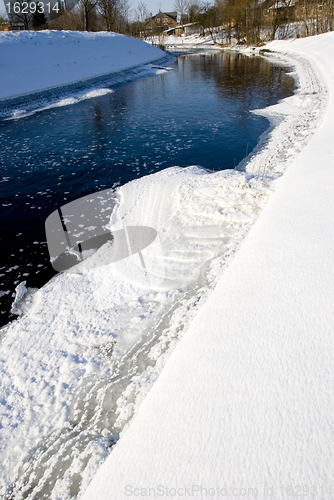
[0,51,294,326]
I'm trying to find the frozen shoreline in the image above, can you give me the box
[0,31,333,499]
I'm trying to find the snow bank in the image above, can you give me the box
[0,30,164,100]
[81,33,334,499]
[0,167,274,498]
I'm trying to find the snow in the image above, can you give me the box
[0,30,334,499]
[80,33,334,499]
[4,87,115,119]
[0,30,164,100]
[150,32,222,51]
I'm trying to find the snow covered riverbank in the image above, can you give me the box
[0,31,165,101]
[0,30,333,499]
[81,33,334,499]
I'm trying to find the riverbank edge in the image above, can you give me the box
[0,52,175,110]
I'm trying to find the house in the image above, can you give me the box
[0,22,11,31]
[263,0,296,21]
[144,11,178,33]
[10,22,25,30]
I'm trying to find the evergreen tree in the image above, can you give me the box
[32,3,48,29]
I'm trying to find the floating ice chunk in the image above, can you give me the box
[10,281,39,317]
[10,281,27,315]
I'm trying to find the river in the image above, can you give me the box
[0,51,294,327]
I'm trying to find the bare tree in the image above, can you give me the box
[134,1,148,37]
[6,0,31,29]
[174,0,188,26]
[79,0,99,30]
[137,1,148,23]
[98,0,129,31]
[48,7,82,29]
[98,0,117,30]
[0,12,9,23]
[187,0,205,22]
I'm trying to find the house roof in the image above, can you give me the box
[150,11,177,21]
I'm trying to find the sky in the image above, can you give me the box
[0,0,176,19]
[136,0,176,17]
[1,0,6,16]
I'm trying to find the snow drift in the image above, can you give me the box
[0,30,164,100]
